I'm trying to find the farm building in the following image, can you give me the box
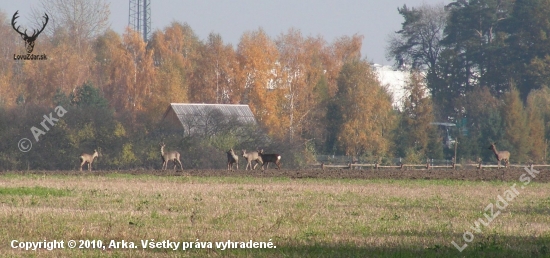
[161,103,257,136]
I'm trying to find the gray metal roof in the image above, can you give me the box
[169,103,257,125]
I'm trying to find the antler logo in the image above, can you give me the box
[11,10,49,54]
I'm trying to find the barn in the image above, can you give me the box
[161,103,257,136]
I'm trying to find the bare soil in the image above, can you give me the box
[6,167,550,182]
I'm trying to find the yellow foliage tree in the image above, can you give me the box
[276,28,325,141]
[332,59,395,157]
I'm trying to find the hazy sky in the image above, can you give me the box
[2,0,449,65]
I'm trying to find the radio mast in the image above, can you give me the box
[128,0,151,42]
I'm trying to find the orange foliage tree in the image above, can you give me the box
[147,22,200,113]
[236,29,281,137]
[191,33,239,104]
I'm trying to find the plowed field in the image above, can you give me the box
[8,167,550,182]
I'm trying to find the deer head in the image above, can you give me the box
[12,11,49,53]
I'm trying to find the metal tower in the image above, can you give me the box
[129,0,151,42]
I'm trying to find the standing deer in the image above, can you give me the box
[160,143,183,171]
[488,143,510,169]
[80,149,101,171]
[227,148,239,170]
[259,149,281,170]
[242,149,263,170]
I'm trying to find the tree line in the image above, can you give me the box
[387,0,550,164]
[1,0,549,170]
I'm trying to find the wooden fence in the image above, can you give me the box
[308,162,550,170]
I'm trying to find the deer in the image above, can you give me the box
[160,143,183,171]
[241,149,263,170]
[227,148,239,170]
[80,149,101,171]
[488,143,510,169]
[12,10,49,53]
[259,149,281,170]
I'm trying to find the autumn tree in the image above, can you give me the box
[236,28,281,137]
[0,10,21,106]
[148,22,200,113]
[191,33,239,104]
[327,59,395,157]
[275,29,327,141]
[93,29,122,99]
[94,29,155,121]
[322,35,363,97]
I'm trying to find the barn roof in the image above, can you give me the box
[163,103,257,125]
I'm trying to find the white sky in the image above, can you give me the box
[1,0,449,65]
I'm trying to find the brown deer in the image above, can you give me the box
[160,143,183,171]
[488,143,510,169]
[227,148,239,170]
[241,149,263,170]
[259,149,281,170]
[80,149,101,171]
[12,10,49,53]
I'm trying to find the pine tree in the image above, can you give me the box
[396,70,437,159]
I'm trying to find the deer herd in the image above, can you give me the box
[78,142,512,171]
[77,144,282,171]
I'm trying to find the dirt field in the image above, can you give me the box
[7,167,549,182]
